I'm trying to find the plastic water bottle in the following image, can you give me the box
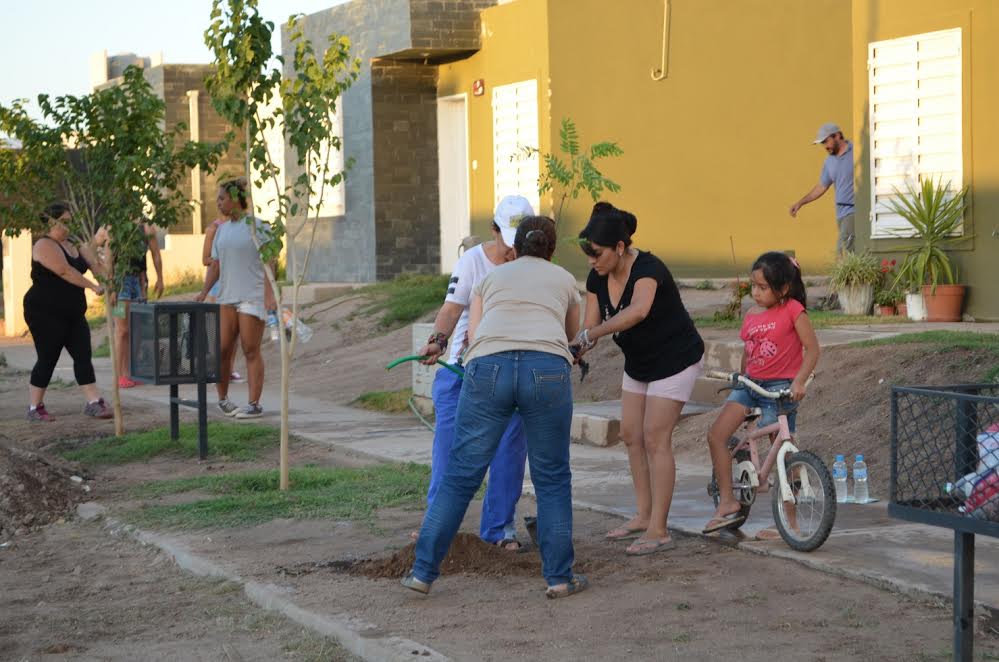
[853,455,869,504]
[832,455,848,503]
[266,311,280,342]
[281,309,313,343]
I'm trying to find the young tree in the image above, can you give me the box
[0,68,226,435]
[205,0,360,490]
[522,117,623,232]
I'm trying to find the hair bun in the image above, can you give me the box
[622,211,637,237]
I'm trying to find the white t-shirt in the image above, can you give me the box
[445,244,500,363]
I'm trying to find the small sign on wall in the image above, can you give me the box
[472,79,485,97]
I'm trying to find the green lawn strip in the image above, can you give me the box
[61,421,276,465]
[356,273,451,328]
[128,463,430,529]
[851,331,999,382]
[93,337,111,358]
[352,388,413,413]
[694,310,912,330]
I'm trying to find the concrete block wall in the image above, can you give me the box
[290,0,496,283]
[372,61,441,278]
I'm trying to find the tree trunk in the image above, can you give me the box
[279,344,290,490]
[103,292,124,436]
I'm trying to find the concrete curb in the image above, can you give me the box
[78,503,449,662]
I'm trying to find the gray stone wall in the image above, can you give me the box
[371,61,440,278]
[159,65,243,234]
[289,0,496,282]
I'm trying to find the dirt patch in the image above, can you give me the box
[168,502,999,662]
[0,519,356,661]
[0,446,89,537]
[343,532,604,579]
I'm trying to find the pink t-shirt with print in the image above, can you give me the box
[741,299,806,380]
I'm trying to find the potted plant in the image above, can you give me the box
[874,286,900,316]
[874,259,901,316]
[888,177,969,322]
[829,252,880,315]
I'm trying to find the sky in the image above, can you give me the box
[0,0,347,118]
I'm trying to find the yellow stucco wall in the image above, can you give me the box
[852,0,999,320]
[437,0,552,237]
[440,0,852,279]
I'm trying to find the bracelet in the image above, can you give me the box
[428,331,448,352]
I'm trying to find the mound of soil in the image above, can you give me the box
[0,446,89,537]
[277,533,607,580]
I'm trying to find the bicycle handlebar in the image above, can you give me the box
[704,370,815,399]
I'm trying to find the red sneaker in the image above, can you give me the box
[118,376,138,389]
[27,404,55,422]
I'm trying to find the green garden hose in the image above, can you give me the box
[385,355,465,377]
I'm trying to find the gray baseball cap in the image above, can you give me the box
[813,122,842,144]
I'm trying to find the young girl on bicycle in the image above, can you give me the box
[703,251,820,534]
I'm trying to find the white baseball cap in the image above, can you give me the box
[493,195,535,246]
[813,122,842,144]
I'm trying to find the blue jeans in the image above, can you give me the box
[725,378,798,431]
[118,274,146,302]
[428,367,527,543]
[414,351,575,587]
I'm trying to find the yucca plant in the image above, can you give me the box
[886,177,968,294]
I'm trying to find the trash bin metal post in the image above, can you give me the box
[954,530,975,662]
[194,311,209,461]
[170,383,180,441]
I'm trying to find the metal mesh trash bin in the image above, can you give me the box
[890,384,999,662]
[129,302,221,459]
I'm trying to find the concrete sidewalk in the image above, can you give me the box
[3,338,997,615]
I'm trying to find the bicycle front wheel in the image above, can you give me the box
[770,450,836,552]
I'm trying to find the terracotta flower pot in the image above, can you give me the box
[897,301,908,317]
[878,305,897,317]
[922,284,966,322]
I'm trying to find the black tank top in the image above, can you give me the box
[25,238,89,316]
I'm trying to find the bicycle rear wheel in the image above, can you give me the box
[770,450,836,552]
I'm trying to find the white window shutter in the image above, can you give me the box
[312,97,346,218]
[492,80,540,214]
[868,28,962,238]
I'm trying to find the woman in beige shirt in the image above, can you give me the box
[403,216,588,600]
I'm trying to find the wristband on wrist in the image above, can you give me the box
[428,331,448,352]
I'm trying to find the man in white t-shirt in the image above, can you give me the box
[417,195,534,550]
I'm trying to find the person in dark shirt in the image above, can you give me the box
[24,202,113,421]
[571,202,704,556]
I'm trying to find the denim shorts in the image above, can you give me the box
[118,274,145,302]
[725,378,798,432]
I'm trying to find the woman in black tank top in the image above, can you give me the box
[23,202,112,422]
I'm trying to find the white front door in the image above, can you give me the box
[437,94,470,274]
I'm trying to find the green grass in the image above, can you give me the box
[159,268,204,298]
[694,279,715,290]
[356,273,452,328]
[128,463,430,529]
[852,331,999,382]
[93,337,110,358]
[694,310,912,330]
[352,388,413,413]
[61,421,276,465]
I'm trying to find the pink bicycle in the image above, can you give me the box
[705,370,836,552]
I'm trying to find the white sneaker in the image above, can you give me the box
[234,402,263,419]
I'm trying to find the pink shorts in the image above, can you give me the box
[621,356,704,402]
